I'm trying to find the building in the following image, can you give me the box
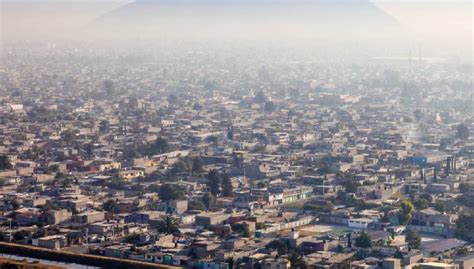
[73,210,105,224]
[36,235,68,250]
[382,258,401,269]
[455,255,474,269]
[260,258,291,269]
[159,200,188,214]
[348,218,373,229]
[419,262,458,269]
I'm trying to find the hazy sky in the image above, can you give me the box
[1,0,472,56]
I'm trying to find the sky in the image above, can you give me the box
[1,0,472,56]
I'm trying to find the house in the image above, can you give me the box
[455,255,474,269]
[419,262,458,269]
[36,235,68,250]
[410,208,457,235]
[73,210,105,224]
[160,200,188,214]
[195,212,230,230]
[40,209,72,225]
[260,258,291,269]
[348,218,374,229]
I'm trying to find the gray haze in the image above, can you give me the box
[1,0,472,58]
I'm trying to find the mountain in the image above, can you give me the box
[91,0,404,44]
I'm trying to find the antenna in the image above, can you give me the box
[418,45,422,63]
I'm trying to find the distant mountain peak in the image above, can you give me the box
[91,0,403,43]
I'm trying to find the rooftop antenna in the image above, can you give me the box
[408,50,412,67]
[418,45,422,64]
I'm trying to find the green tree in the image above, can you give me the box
[231,223,251,238]
[399,200,414,225]
[413,198,429,210]
[342,178,359,193]
[206,135,219,146]
[459,182,474,193]
[0,155,12,170]
[153,137,170,154]
[207,169,220,195]
[455,211,474,242]
[99,120,110,134]
[266,239,288,255]
[355,232,372,248]
[456,124,470,140]
[221,173,233,197]
[159,184,186,201]
[405,230,421,249]
[227,126,234,140]
[264,101,276,114]
[124,233,140,244]
[254,90,267,103]
[202,193,216,210]
[225,257,234,269]
[13,230,28,242]
[289,250,305,269]
[419,193,432,203]
[192,157,204,174]
[157,215,181,235]
[103,79,114,95]
[171,160,187,175]
[103,199,118,212]
[434,202,446,213]
[188,201,207,211]
[168,94,178,105]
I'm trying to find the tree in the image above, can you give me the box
[206,135,219,146]
[202,193,216,210]
[405,230,421,249]
[61,129,78,146]
[188,201,207,211]
[103,199,117,212]
[99,120,110,134]
[355,232,372,248]
[264,101,276,114]
[55,173,75,188]
[103,79,114,95]
[105,178,127,190]
[207,169,220,195]
[192,157,204,174]
[221,173,233,197]
[455,211,474,242]
[13,230,28,242]
[289,250,305,269]
[399,200,414,225]
[434,202,446,213]
[456,124,470,140]
[413,198,429,210]
[227,126,234,140]
[9,200,20,210]
[342,179,359,193]
[157,215,181,235]
[124,233,140,244]
[168,94,178,105]
[231,223,251,238]
[0,155,12,170]
[419,193,432,203]
[225,257,234,269]
[266,239,288,255]
[254,90,267,103]
[171,160,187,175]
[159,184,186,201]
[154,137,170,154]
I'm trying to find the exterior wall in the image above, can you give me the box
[407,225,451,236]
[348,219,372,229]
[261,216,315,236]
